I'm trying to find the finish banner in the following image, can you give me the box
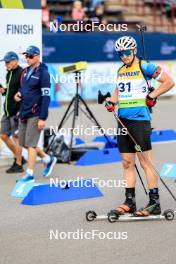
[0,1,41,157]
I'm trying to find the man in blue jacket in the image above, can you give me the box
[15,46,57,181]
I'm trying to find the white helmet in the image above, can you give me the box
[115,36,137,51]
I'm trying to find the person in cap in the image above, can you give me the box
[14,46,57,181]
[105,36,174,216]
[0,51,25,173]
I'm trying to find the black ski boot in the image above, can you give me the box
[134,188,161,216]
[110,188,136,216]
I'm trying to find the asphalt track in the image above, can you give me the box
[0,99,176,264]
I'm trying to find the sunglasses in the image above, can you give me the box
[25,54,37,59]
[118,50,133,57]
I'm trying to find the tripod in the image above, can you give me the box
[47,71,112,162]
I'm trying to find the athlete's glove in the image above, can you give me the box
[105,100,115,112]
[146,94,157,108]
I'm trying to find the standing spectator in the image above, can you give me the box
[42,0,50,29]
[0,52,24,173]
[14,46,57,181]
[71,1,86,20]
[90,4,107,24]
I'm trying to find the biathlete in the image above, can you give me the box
[105,36,174,216]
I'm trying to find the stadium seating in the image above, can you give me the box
[45,0,176,32]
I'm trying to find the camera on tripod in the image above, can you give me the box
[45,61,112,163]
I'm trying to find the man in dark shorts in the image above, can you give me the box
[0,51,24,173]
[14,46,57,181]
[105,36,174,216]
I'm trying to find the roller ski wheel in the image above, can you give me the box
[108,210,120,223]
[163,209,175,221]
[86,211,97,222]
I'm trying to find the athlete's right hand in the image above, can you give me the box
[14,92,22,102]
[105,100,115,112]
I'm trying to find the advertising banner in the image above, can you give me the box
[48,61,176,102]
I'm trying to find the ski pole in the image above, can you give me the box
[135,164,148,195]
[114,112,176,202]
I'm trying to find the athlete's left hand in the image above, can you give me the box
[146,94,157,108]
[38,119,46,130]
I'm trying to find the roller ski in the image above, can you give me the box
[86,209,175,223]
[86,189,175,223]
